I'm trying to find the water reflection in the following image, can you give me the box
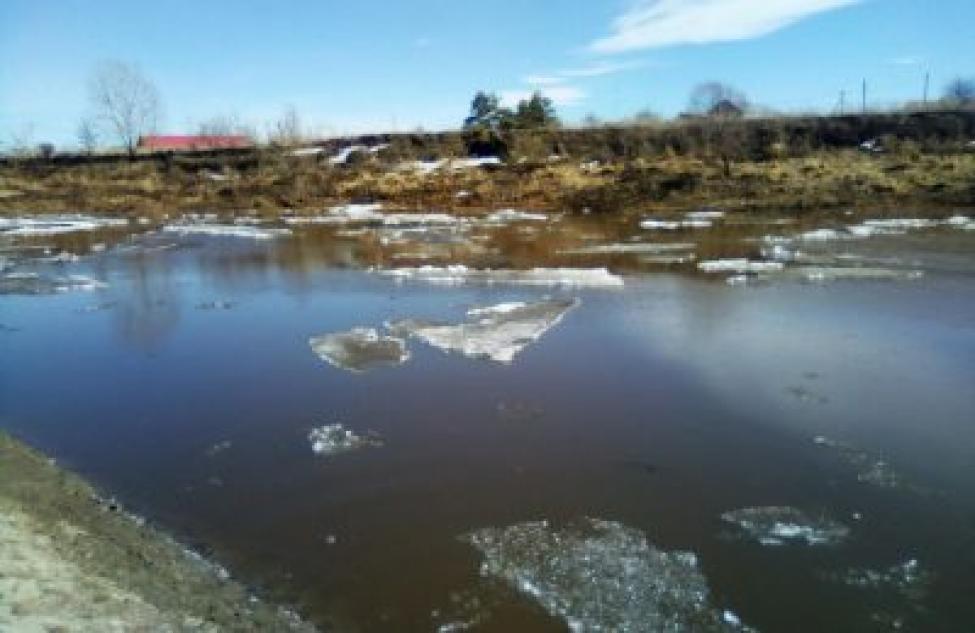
[2,219,974,632]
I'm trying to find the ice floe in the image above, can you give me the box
[463,518,748,632]
[773,215,975,243]
[163,222,291,240]
[0,215,129,236]
[641,219,711,231]
[698,259,785,274]
[388,299,578,363]
[1,272,108,295]
[686,210,726,221]
[825,558,931,598]
[308,327,410,373]
[561,242,695,256]
[284,203,385,225]
[721,506,850,546]
[308,424,383,456]
[813,436,907,489]
[483,209,549,223]
[378,266,624,288]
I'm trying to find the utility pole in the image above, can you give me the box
[923,72,930,105]
[862,79,867,114]
[839,90,846,115]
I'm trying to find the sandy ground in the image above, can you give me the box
[0,433,317,632]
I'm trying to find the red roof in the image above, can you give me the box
[137,135,252,150]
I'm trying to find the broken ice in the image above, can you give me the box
[813,436,905,489]
[721,506,850,546]
[309,327,409,373]
[1,272,108,295]
[698,259,785,274]
[388,299,578,363]
[0,214,129,236]
[308,424,382,456]
[378,266,624,288]
[463,518,746,632]
[163,222,291,240]
[826,558,931,599]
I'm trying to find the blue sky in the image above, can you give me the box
[1,0,972,146]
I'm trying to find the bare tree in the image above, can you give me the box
[77,117,99,154]
[944,78,975,105]
[7,123,36,158]
[269,106,302,145]
[88,61,161,155]
[688,82,748,115]
[197,113,256,139]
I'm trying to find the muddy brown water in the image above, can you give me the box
[2,221,975,632]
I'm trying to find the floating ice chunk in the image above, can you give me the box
[484,209,549,223]
[381,213,463,227]
[464,518,746,632]
[0,215,129,236]
[826,559,932,598]
[686,209,726,221]
[721,506,850,546]
[641,218,713,230]
[163,222,290,240]
[698,259,785,274]
[1,272,108,295]
[284,203,385,225]
[813,436,906,489]
[309,327,410,373]
[798,267,924,283]
[389,299,577,363]
[797,228,848,241]
[378,266,624,288]
[308,424,382,456]
[640,219,681,230]
[561,242,695,256]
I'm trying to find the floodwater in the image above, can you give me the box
[2,217,975,632]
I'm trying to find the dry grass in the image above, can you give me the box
[1,149,972,219]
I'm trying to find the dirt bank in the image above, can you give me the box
[0,432,317,632]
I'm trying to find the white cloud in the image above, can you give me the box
[523,74,566,86]
[559,60,646,78]
[590,0,860,53]
[500,85,586,108]
[522,60,646,87]
[890,56,921,66]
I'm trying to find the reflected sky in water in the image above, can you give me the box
[2,226,974,632]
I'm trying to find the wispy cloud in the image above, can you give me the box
[890,55,922,66]
[522,60,646,87]
[590,0,860,53]
[413,37,431,49]
[500,85,586,108]
[523,74,565,86]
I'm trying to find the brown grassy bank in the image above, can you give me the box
[2,110,974,219]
